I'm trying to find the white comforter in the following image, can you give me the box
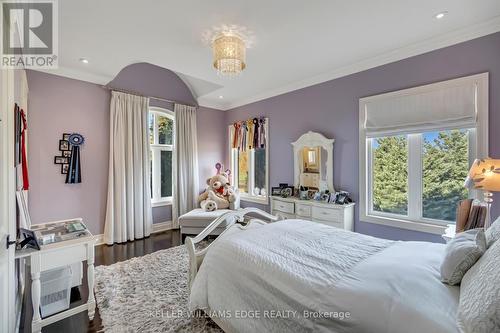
[189,220,460,333]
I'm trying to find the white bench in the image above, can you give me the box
[179,208,238,236]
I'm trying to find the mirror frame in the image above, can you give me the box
[291,131,335,192]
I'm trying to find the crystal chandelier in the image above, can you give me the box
[212,33,246,76]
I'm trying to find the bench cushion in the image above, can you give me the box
[178,208,235,228]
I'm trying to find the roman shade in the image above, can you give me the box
[363,74,484,137]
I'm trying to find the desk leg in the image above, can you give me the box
[87,243,96,320]
[31,254,42,333]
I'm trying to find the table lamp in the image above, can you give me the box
[464,158,500,229]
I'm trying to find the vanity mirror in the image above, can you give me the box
[291,131,334,192]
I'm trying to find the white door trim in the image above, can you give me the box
[0,67,17,333]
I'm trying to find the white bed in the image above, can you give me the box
[187,208,460,333]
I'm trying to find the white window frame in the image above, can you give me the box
[150,107,174,207]
[359,74,488,234]
[228,121,269,205]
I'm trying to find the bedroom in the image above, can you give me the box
[0,0,499,332]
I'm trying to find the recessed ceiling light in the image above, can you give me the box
[435,11,448,19]
[218,95,224,99]
[79,58,89,64]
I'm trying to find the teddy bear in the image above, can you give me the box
[198,171,239,211]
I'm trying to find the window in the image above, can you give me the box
[360,73,488,234]
[149,108,174,205]
[369,129,473,225]
[229,118,269,204]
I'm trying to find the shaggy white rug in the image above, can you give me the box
[94,245,223,333]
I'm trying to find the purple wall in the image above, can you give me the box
[226,32,500,242]
[27,71,110,235]
[26,69,225,235]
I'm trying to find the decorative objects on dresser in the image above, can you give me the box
[271,196,355,230]
[440,229,486,285]
[464,158,500,229]
[54,132,85,183]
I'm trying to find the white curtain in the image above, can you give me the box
[172,103,199,228]
[104,91,152,244]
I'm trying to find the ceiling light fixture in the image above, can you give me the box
[435,11,448,19]
[79,58,89,64]
[218,95,224,99]
[212,32,246,77]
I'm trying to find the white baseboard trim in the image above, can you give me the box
[93,221,174,246]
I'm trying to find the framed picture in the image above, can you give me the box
[62,150,72,158]
[59,140,70,151]
[271,187,282,196]
[54,156,69,164]
[61,164,69,174]
[62,133,71,141]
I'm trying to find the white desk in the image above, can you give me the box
[16,221,96,333]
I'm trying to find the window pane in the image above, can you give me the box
[372,136,408,215]
[254,148,266,191]
[238,150,249,193]
[161,150,172,198]
[158,115,173,145]
[149,113,154,144]
[422,130,469,221]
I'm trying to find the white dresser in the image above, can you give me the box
[271,196,355,230]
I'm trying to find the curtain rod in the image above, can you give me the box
[102,85,198,108]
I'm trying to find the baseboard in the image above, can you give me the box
[93,221,174,246]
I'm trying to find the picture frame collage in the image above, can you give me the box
[54,133,72,174]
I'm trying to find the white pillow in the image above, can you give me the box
[457,237,500,332]
[440,229,486,285]
[485,216,500,248]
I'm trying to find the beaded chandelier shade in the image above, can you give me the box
[212,34,246,76]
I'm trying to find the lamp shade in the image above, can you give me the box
[464,159,500,191]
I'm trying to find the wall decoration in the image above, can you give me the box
[54,132,85,183]
[230,117,267,151]
[61,164,69,174]
[59,140,70,151]
[54,156,69,164]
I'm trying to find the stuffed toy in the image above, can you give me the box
[198,166,238,211]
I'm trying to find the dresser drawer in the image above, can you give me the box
[312,206,341,223]
[272,210,295,220]
[295,203,311,217]
[273,200,295,214]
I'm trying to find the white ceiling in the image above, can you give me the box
[47,0,500,110]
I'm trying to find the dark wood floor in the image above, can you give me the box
[20,230,181,333]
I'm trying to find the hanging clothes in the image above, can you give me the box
[230,117,268,151]
[259,117,266,149]
[20,108,29,190]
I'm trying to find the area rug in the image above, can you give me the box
[94,244,223,333]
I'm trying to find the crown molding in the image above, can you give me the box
[30,16,500,112]
[33,66,114,86]
[223,16,500,111]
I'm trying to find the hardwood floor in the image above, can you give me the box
[19,230,181,333]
